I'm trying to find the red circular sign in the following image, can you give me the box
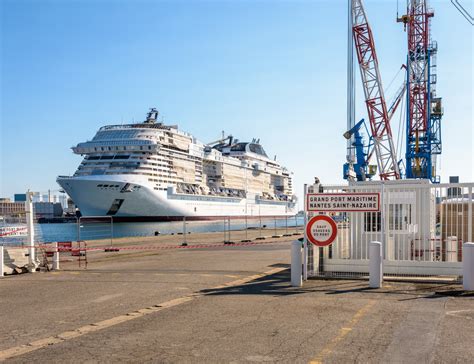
[306,215,337,247]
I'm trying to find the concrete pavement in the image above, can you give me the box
[0,240,473,363]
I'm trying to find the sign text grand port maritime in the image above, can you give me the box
[306,193,380,212]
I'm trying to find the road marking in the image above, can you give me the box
[0,266,287,361]
[446,309,473,320]
[91,293,123,303]
[309,300,376,364]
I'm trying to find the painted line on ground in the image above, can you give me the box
[0,267,287,361]
[309,300,376,364]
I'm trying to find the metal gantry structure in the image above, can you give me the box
[399,0,443,182]
[350,0,400,181]
[345,0,443,183]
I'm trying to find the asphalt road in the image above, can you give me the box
[1,240,473,363]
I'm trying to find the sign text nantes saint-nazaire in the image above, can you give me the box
[306,193,380,212]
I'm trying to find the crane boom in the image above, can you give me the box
[399,0,442,182]
[352,0,400,180]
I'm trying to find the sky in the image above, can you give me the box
[1,0,473,205]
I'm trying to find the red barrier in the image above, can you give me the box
[3,239,287,252]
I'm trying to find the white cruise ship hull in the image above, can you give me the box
[57,175,297,221]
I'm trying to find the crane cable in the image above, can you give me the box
[451,0,474,25]
[385,66,404,99]
[395,90,406,167]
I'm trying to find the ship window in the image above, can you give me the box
[249,143,268,157]
[230,143,247,152]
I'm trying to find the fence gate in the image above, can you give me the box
[305,181,473,281]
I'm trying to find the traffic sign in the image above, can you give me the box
[306,215,337,247]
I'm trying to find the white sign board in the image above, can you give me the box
[306,193,380,212]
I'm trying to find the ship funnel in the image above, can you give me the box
[145,108,159,123]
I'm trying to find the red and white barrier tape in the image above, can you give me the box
[3,239,294,252]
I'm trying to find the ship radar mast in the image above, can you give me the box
[145,108,159,124]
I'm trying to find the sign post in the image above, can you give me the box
[303,184,308,280]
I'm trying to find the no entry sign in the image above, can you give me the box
[306,215,337,247]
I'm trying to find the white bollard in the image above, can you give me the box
[369,241,382,288]
[0,246,4,278]
[53,242,60,271]
[291,240,302,287]
[463,242,474,291]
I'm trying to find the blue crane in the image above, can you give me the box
[343,119,377,181]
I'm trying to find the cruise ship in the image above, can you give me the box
[57,109,297,221]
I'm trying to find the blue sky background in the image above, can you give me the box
[1,0,472,204]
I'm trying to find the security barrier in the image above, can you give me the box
[304,181,473,283]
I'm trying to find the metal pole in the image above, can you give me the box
[77,217,81,241]
[182,216,187,246]
[228,217,231,243]
[347,0,355,166]
[110,217,114,247]
[26,191,36,272]
[0,246,4,278]
[274,216,277,236]
[381,183,386,261]
[224,217,227,243]
[285,215,288,235]
[259,215,262,238]
[468,187,472,242]
[303,184,308,280]
[245,215,248,241]
[295,215,298,234]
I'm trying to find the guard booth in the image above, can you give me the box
[303,179,473,280]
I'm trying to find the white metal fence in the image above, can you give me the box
[306,181,473,281]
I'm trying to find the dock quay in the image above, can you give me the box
[2,0,474,362]
[1,230,473,363]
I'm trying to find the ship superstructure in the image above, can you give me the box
[57,109,297,220]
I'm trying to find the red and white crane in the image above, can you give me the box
[351,0,401,180]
